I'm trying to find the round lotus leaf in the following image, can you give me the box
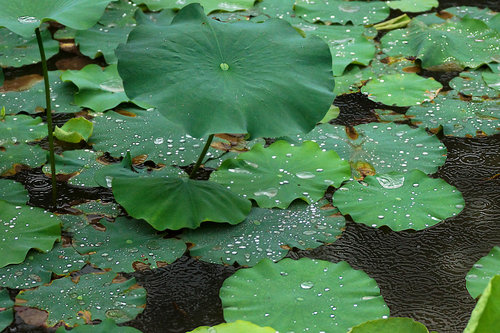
[54,117,94,143]
[181,201,345,266]
[407,91,500,136]
[386,0,437,12]
[0,201,61,268]
[0,114,46,145]
[349,317,429,333]
[449,71,499,98]
[466,246,500,299]
[188,320,276,333]
[0,179,28,205]
[0,288,14,332]
[211,140,351,209]
[294,0,389,25]
[333,170,465,231]
[464,275,500,333]
[56,318,142,333]
[132,0,254,13]
[116,3,334,138]
[73,217,186,272]
[76,25,133,64]
[221,258,389,332]
[482,70,500,91]
[361,73,442,107]
[0,0,111,38]
[16,272,146,326]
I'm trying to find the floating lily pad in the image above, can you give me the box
[0,114,46,145]
[181,201,345,266]
[0,289,14,331]
[211,140,351,209]
[131,0,254,13]
[482,70,500,91]
[0,143,46,176]
[407,91,500,136]
[349,317,430,333]
[253,0,296,21]
[93,152,141,188]
[221,258,389,332]
[75,26,133,65]
[464,275,500,333]
[16,272,146,326]
[449,71,500,98]
[386,0,437,13]
[188,320,276,333]
[361,73,442,106]
[54,117,94,143]
[134,8,176,26]
[0,179,28,205]
[72,201,121,219]
[294,0,389,25]
[466,246,500,299]
[117,3,334,138]
[56,318,142,332]
[332,170,464,231]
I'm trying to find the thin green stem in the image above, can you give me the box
[190,134,214,179]
[35,27,57,207]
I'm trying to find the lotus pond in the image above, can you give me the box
[0,0,499,332]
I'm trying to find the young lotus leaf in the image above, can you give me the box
[0,0,111,38]
[0,289,14,332]
[73,217,186,272]
[381,17,500,70]
[131,0,254,13]
[0,143,46,176]
[0,114,46,145]
[55,318,142,333]
[449,71,500,98]
[0,179,28,205]
[188,320,276,333]
[386,0,438,13]
[482,70,500,91]
[112,171,252,230]
[332,170,465,231]
[116,3,334,138]
[211,140,351,209]
[349,317,430,333]
[466,246,500,299]
[93,152,140,188]
[464,275,500,333]
[16,272,146,326]
[294,0,390,25]
[407,91,500,136]
[0,201,61,268]
[361,73,442,107]
[221,258,389,332]
[181,201,345,266]
[54,117,94,143]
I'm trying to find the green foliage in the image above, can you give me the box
[0,114,46,145]
[0,179,29,205]
[464,275,500,333]
[55,319,142,332]
[0,289,14,331]
[54,117,94,143]
[349,317,430,332]
[467,247,500,299]
[449,71,500,98]
[131,0,255,13]
[188,320,276,333]
[386,0,438,13]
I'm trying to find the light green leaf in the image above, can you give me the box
[464,275,500,333]
[131,0,255,13]
[349,317,429,332]
[54,117,94,143]
[466,246,500,299]
[0,114,46,145]
[319,105,340,124]
[386,0,438,13]
[188,320,276,333]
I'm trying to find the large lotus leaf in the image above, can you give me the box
[131,0,254,13]
[253,0,296,21]
[0,0,111,38]
[188,320,276,333]
[0,201,61,268]
[90,108,219,166]
[71,201,121,219]
[73,217,186,271]
[0,179,28,205]
[0,27,58,68]
[0,143,46,176]
[75,26,133,65]
[181,201,345,266]
[134,8,176,26]
[93,152,143,188]
[16,272,146,326]
[489,13,500,33]
[0,71,80,114]
[0,289,14,332]
[387,0,437,12]
[449,71,500,98]
[381,17,500,70]
[361,73,442,107]
[99,0,138,27]
[349,317,430,333]
[444,6,497,23]
[56,318,142,333]
[221,258,389,332]
[211,140,351,209]
[294,0,389,25]
[54,117,94,143]
[407,91,500,136]
[0,114,46,145]
[482,70,500,91]
[116,4,334,138]
[332,170,465,231]
[464,275,500,333]
[466,247,500,299]
[113,172,252,230]
[292,123,446,175]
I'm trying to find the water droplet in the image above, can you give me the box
[105,309,130,319]
[220,63,229,71]
[254,188,278,198]
[296,171,316,179]
[376,175,404,189]
[17,16,37,24]
[99,78,124,93]
[300,281,314,289]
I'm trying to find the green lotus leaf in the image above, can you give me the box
[0,143,46,176]
[211,140,351,209]
[464,275,500,333]
[0,114,46,145]
[98,0,138,27]
[0,0,111,38]
[0,200,61,268]
[381,17,500,70]
[56,318,142,333]
[291,123,447,176]
[181,201,345,266]
[113,172,251,230]
[131,0,254,13]
[332,170,465,231]
[449,71,500,98]
[54,117,94,143]
[466,246,500,299]
[0,288,14,332]
[482,70,500,91]
[320,105,340,124]
[0,27,58,67]
[0,68,3,86]
[188,320,276,333]
[294,0,389,25]
[386,0,437,13]
[71,201,121,219]
[253,0,296,21]
[375,109,413,123]
[75,25,133,64]
[489,13,500,33]
[16,272,146,326]
[0,179,28,205]
[444,6,497,23]
[116,3,334,138]
[349,317,430,332]
[73,217,186,271]
[407,91,500,136]
[94,152,139,188]
[361,73,442,107]
[221,258,389,332]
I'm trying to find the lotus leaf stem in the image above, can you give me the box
[189,134,214,179]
